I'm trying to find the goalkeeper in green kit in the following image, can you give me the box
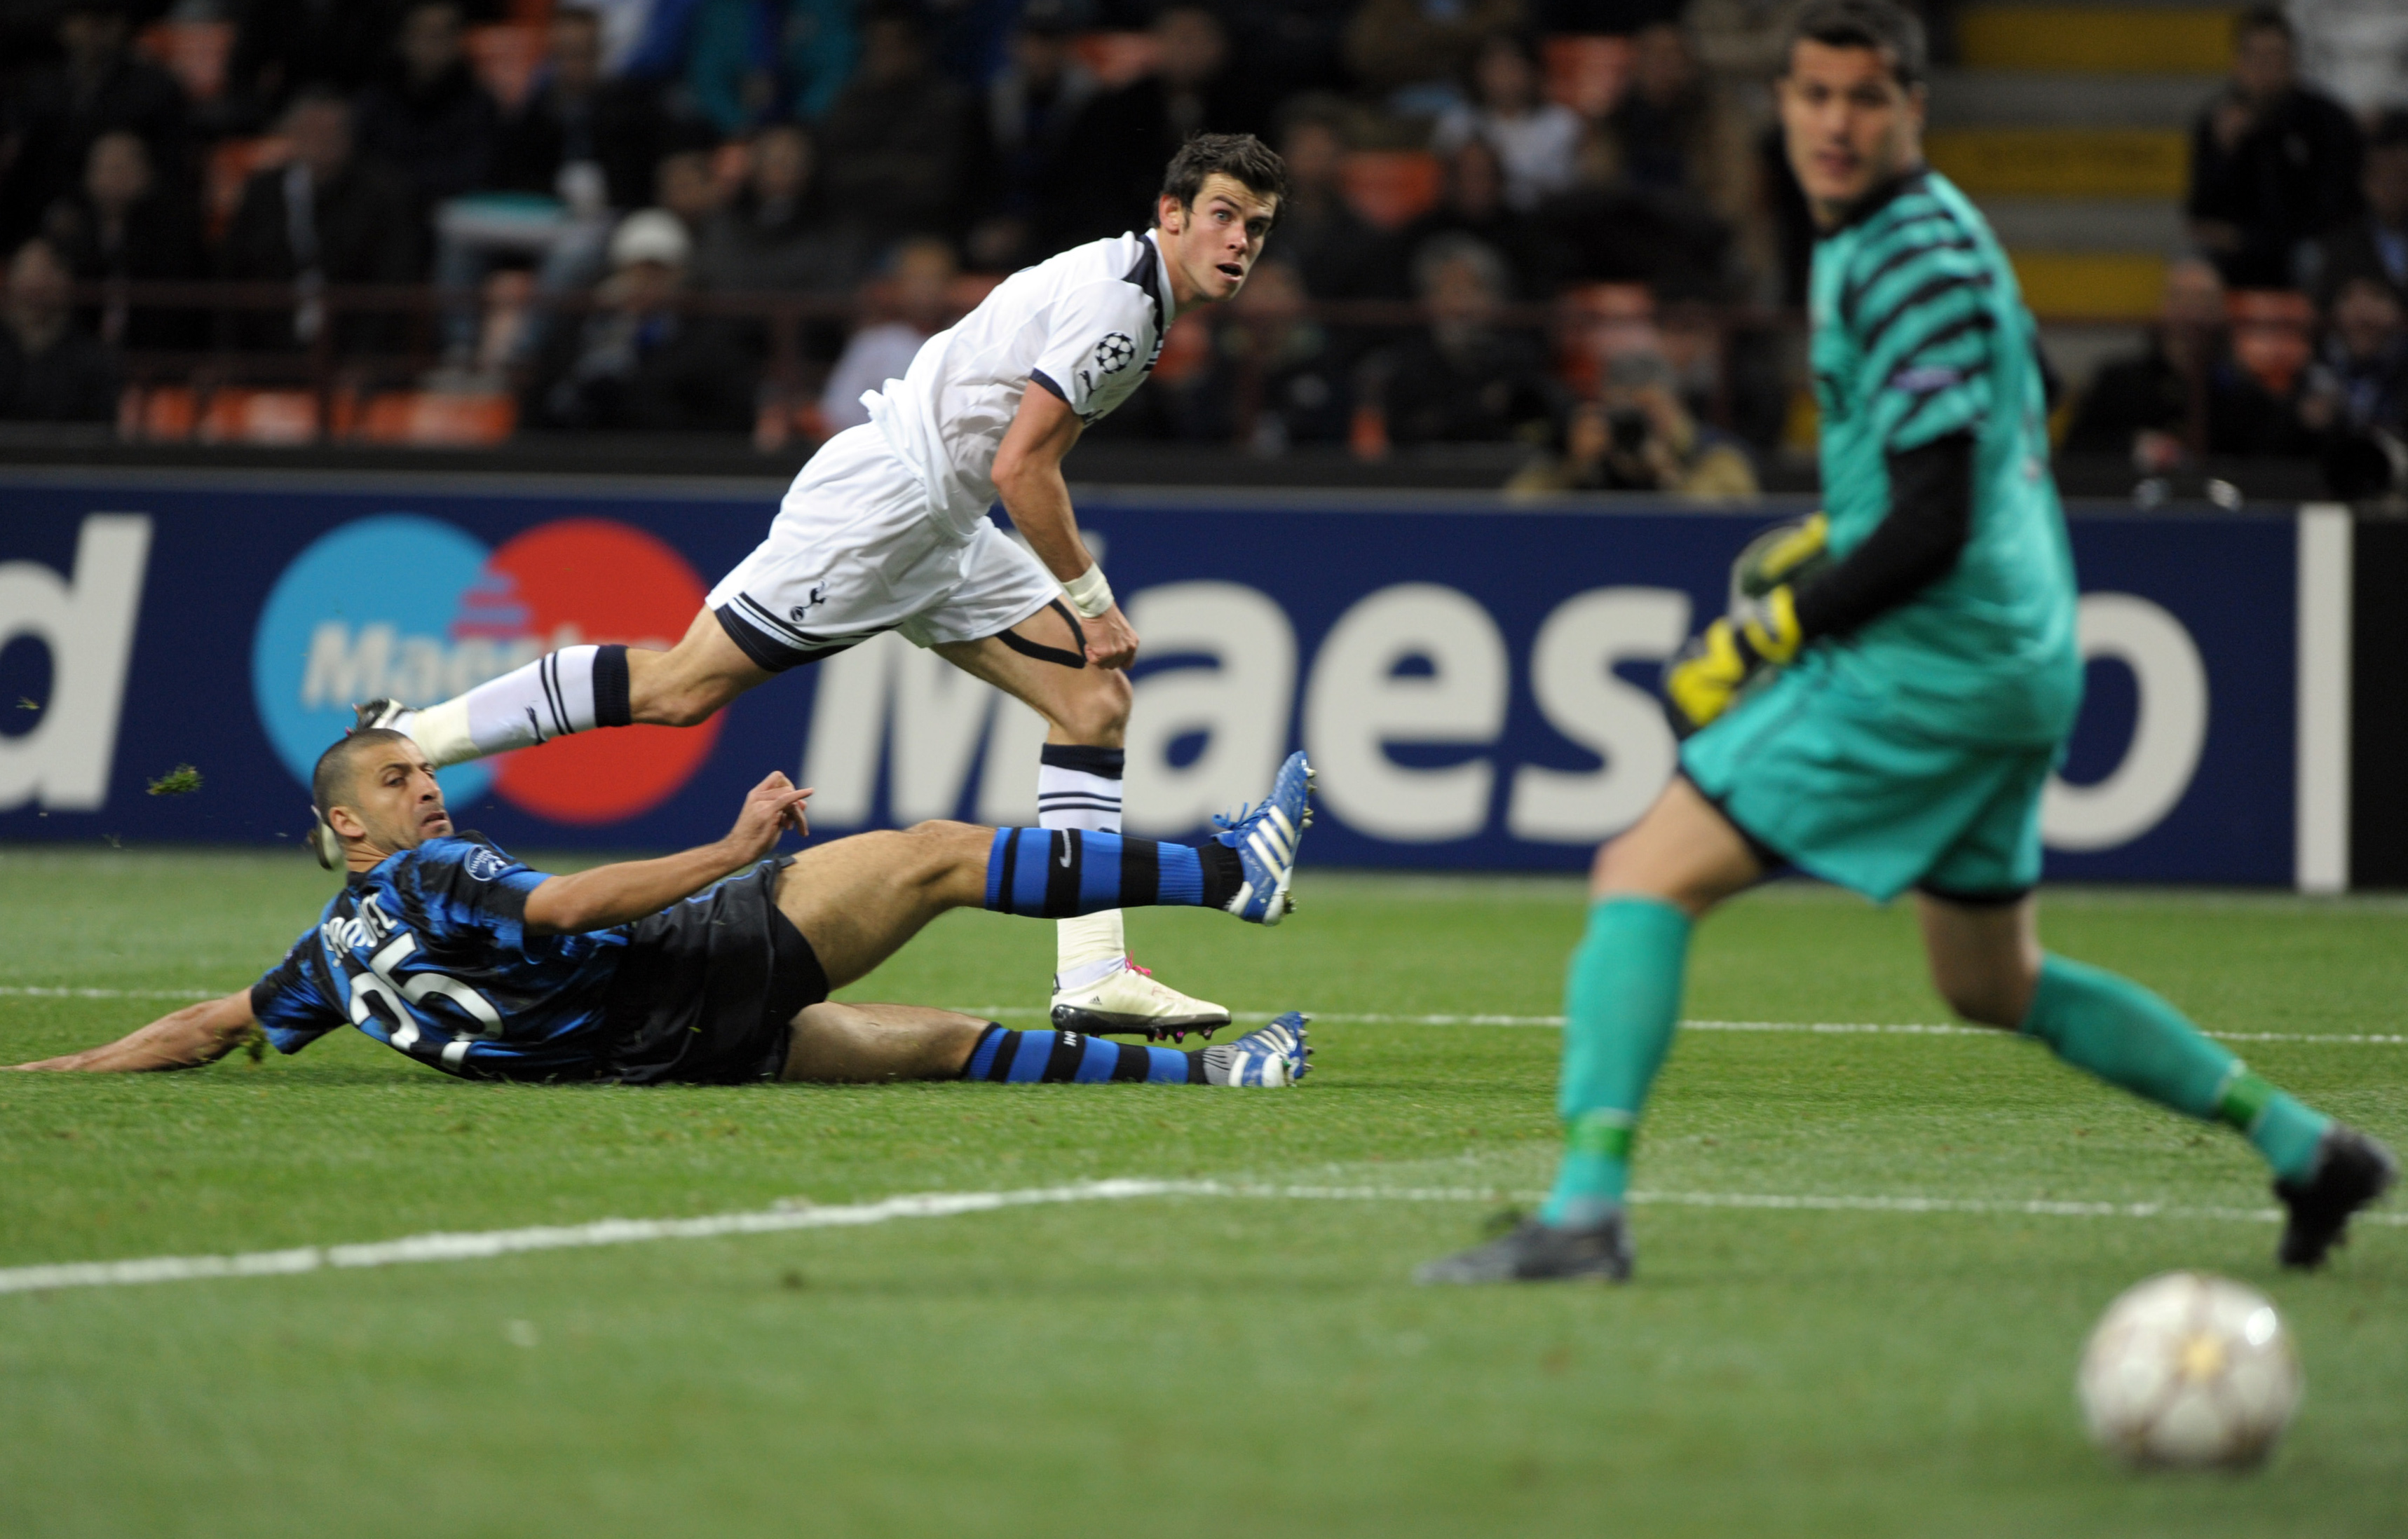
[1421,0,2393,1285]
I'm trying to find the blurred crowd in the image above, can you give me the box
[0,0,2404,498]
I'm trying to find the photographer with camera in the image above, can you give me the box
[1511,348,1760,498]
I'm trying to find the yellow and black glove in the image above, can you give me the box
[1729,511,1829,604]
[1664,584,1804,736]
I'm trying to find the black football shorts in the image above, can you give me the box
[602,858,829,1085]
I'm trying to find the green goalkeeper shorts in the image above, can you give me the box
[1678,657,2061,904]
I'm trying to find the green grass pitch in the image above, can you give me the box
[2,847,2404,1538]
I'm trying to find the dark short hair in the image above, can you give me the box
[1783,0,1929,90]
[2235,5,2293,45]
[2369,110,2408,151]
[1156,132,1288,226]
[312,728,412,821]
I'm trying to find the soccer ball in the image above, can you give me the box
[2076,1271,2302,1469]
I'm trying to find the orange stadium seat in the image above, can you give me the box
[1339,151,1441,232]
[353,391,518,446]
[199,388,322,445]
[118,384,198,442]
[137,20,233,103]
[1544,35,1633,118]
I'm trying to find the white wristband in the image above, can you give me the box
[1061,563,1114,619]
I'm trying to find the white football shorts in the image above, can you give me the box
[707,425,1061,671]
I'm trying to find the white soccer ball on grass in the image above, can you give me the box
[2077,1271,2302,1469]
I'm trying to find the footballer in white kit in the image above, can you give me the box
[350,133,1291,1040]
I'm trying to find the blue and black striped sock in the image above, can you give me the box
[960,1025,1202,1084]
[982,828,1240,917]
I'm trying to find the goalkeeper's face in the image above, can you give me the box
[330,741,454,856]
[1778,39,1926,225]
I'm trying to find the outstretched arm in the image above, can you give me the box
[9,990,259,1072]
[522,772,813,934]
[992,385,1138,668]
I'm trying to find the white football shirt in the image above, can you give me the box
[863,231,1174,542]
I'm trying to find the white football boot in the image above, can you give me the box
[1050,958,1232,1042]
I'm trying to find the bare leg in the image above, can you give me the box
[934,603,1131,750]
[626,608,775,727]
[772,821,993,990]
[778,1001,988,1082]
[1592,775,1766,916]
[1915,893,2043,1028]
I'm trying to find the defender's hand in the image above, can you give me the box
[1664,587,1802,736]
[1084,604,1139,670]
[725,772,812,863]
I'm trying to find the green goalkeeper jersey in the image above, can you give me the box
[1807,169,2082,747]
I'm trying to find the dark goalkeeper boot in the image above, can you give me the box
[1415,1211,1633,1285]
[2275,1124,2397,1269]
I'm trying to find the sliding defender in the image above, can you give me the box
[1422,0,2392,1285]
[15,730,1315,1090]
[347,134,1289,1046]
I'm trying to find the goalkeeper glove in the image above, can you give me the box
[1729,512,1829,605]
[1664,584,1803,736]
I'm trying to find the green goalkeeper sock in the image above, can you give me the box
[1539,897,1691,1227]
[2019,953,2330,1181]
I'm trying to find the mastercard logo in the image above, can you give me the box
[252,514,719,824]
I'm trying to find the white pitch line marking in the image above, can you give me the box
[1,1179,2396,1297]
[955,1006,2408,1047]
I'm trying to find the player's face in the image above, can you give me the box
[1156,173,1279,308]
[1778,40,1926,226]
[334,744,452,854]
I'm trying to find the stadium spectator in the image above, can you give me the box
[2303,274,2408,496]
[1538,123,1736,299]
[623,0,856,136]
[0,238,121,423]
[966,0,1098,271]
[652,146,728,240]
[1049,6,1265,246]
[1405,137,1551,299]
[39,130,205,350]
[1373,233,1560,447]
[224,0,405,127]
[1432,33,1583,214]
[2185,6,2365,291]
[2301,275,2408,439]
[1508,348,1757,497]
[1341,0,1526,110]
[524,208,757,432]
[692,125,865,295]
[817,236,957,433]
[354,0,504,236]
[0,0,190,252]
[218,90,421,350]
[809,8,977,247]
[2064,257,2314,465]
[1169,258,1356,449]
[1267,102,1404,301]
[493,6,669,214]
[2308,112,2408,309]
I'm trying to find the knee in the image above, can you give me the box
[899,821,984,881]
[1051,670,1131,744]
[1931,966,2032,1030]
